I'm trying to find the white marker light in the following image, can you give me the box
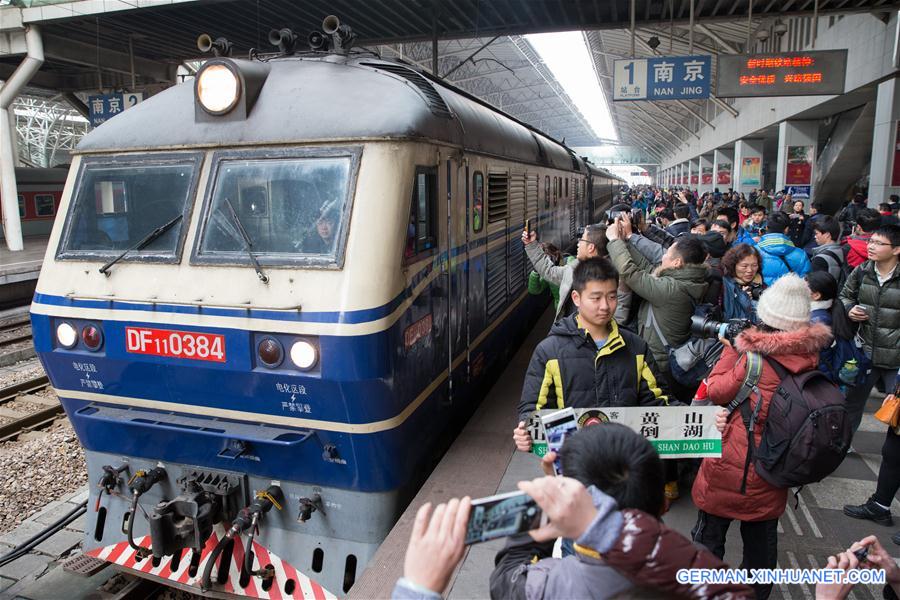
[56,322,78,348]
[196,64,240,114]
[290,340,318,370]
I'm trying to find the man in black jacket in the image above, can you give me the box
[512,258,668,452]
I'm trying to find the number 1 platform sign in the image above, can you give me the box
[527,406,722,459]
[614,55,712,101]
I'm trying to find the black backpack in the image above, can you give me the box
[727,352,851,492]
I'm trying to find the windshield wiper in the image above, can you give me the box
[223,198,269,284]
[99,214,183,277]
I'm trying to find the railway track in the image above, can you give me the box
[0,375,62,442]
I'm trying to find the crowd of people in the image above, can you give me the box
[391,186,900,600]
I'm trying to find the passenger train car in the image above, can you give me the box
[0,167,68,241]
[31,25,620,598]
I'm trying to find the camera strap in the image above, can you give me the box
[725,351,763,414]
[724,352,764,494]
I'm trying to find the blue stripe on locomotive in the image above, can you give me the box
[32,253,546,494]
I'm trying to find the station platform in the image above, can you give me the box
[0,237,47,285]
[0,236,47,308]
[352,308,900,600]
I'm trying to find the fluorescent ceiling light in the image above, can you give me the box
[525,32,618,142]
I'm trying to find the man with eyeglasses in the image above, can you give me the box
[523,225,607,321]
[839,224,900,437]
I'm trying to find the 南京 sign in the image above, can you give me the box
[88,92,145,127]
[614,55,711,101]
[716,50,847,97]
[528,406,722,459]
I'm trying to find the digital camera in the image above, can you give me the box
[690,315,753,344]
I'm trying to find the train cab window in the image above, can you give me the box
[57,154,201,260]
[16,195,25,219]
[34,194,55,217]
[405,167,437,260]
[472,171,484,233]
[196,150,357,267]
[544,176,550,209]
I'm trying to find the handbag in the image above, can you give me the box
[874,395,900,429]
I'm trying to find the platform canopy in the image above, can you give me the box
[1,0,896,167]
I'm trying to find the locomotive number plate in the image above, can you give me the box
[125,327,225,363]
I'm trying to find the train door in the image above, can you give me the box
[445,156,468,402]
[467,168,487,351]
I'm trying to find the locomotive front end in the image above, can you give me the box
[30,52,449,599]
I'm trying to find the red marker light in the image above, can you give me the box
[258,338,284,368]
[82,325,103,351]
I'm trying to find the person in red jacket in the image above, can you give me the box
[844,208,883,268]
[690,273,833,600]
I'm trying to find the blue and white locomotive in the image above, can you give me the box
[31,19,620,599]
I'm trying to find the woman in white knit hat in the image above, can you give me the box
[690,273,833,600]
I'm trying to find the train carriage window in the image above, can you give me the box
[34,194,56,217]
[544,176,550,209]
[405,167,438,260]
[58,154,201,260]
[16,195,25,219]
[197,152,356,267]
[472,172,484,233]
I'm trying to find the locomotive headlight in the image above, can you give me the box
[196,63,241,115]
[56,322,78,348]
[290,340,318,371]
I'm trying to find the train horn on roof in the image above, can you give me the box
[196,34,233,57]
[268,28,298,55]
[320,15,356,55]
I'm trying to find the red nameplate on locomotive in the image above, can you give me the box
[125,327,225,362]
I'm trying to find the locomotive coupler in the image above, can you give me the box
[297,493,325,523]
[148,479,220,560]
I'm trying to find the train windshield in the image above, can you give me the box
[195,153,353,266]
[58,154,200,260]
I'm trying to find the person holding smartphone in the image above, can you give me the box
[839,224,900,437]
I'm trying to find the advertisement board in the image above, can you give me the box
[785,146,813,185]
[740,157,761,186]
[717,162,732,185]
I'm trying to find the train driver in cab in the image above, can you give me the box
[512,257,670,453]
[300,204,339,254]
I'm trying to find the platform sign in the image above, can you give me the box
[614,55,711,101]
[701,166,713,185]
[88,92,145,127]
[528,406,722,459]
[716,50,847,97]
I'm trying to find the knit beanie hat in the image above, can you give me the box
[756,273,811,331]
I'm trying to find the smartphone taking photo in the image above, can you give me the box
[540,408,578,475]
[464,491,546,545]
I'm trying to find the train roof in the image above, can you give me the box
[77,55,579,171]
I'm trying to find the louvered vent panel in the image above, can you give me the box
[488,173,509,223]
[486,244,508,322]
